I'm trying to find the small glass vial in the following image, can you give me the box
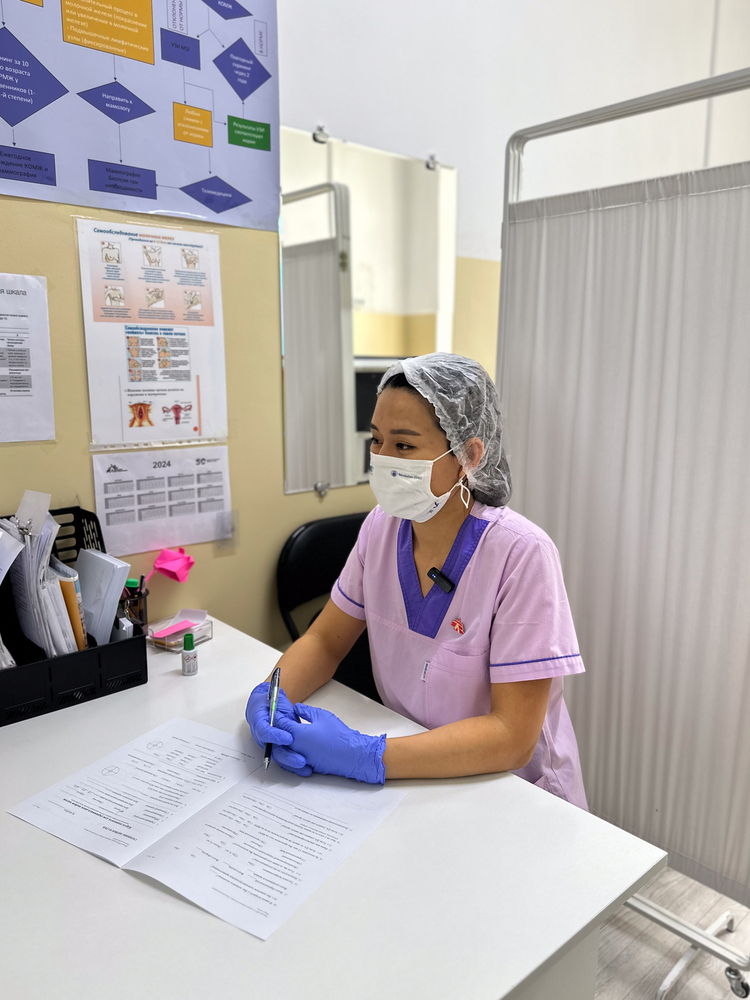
[181,632,198,675]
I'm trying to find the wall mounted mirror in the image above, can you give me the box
[279,127,457,494]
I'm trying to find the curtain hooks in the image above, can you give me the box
[312,125,329,144]
[425,154,438,171]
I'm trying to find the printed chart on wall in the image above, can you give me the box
[77,218,227,447]
[0,272,55,442]
[0,0,278,230]
[92,446,231,554]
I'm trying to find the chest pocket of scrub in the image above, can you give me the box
[422,648,491,728]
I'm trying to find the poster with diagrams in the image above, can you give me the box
[0,272,55,442]
[92,445,232,554]
[0,0,278,230]
[77,218,227,446]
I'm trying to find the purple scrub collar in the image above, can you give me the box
[397,515,488,638]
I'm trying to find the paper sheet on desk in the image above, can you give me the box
[9,719,406,940]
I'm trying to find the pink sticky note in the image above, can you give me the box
[144,547,195,584]
[152,619,198,639]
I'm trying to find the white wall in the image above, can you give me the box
[401,157,439,315]
[707,0,750,167]
[279,128,333,249]
[278,0,750,260]
[280,130,444,315]
[333,141,411,314]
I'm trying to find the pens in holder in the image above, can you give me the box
[264,666,281,770]
[119,578,149,631]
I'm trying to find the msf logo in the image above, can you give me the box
[106,463,127,473]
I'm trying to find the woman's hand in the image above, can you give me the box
[275,704,386,784]
[244,682,312,776]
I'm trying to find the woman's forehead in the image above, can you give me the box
[373,387,442,433]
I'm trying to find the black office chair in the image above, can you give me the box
[276,512,381,703]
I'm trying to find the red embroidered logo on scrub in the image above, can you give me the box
[451,618,465,635]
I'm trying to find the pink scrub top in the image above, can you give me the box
[331,503,588,810]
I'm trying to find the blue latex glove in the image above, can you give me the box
[274,703,386,784]
[245,682,312,777]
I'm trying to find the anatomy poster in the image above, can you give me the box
[0,0,278,230]
[0,272,55,442]
[77,218,227,446]
[92,445,232,554]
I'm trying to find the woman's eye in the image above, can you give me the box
[369,437,381,448]
[396,442,414,451]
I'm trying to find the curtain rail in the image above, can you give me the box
[503,66,750,214]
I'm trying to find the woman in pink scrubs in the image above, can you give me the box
[246,354,588,808]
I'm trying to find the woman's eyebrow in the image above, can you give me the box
[370,423,422,436]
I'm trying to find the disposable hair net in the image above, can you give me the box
[377,353,512,507]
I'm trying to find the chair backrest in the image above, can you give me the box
[276,512,369,640]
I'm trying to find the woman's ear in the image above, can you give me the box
[462,437,485,471]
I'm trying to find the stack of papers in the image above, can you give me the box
[0,511,78,659]
[1,491,135,662]
[0,527,24,668]
[75,549,130,646]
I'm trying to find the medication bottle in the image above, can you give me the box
[181,632,198,676]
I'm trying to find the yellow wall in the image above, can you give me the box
[0,196,373,651]
[352,311,435,357]
[452,256,501,377]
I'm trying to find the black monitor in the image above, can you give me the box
[354,370,383,432]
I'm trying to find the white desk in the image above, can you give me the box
[0,620,665,1000]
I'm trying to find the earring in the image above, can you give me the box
[459,478,471,509]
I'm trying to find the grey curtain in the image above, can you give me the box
[498,161,750,904]
[281,235,354,493]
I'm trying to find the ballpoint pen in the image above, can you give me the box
[264,666,281,769]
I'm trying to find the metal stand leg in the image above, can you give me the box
[625,894,750,999]
[655,911,734,999]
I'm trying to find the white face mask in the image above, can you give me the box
[369,449,471,522]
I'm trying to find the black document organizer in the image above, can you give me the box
[0,506,147,727]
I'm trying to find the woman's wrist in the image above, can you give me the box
[362,732,387,784]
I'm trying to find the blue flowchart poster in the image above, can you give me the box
[0,0,279,230]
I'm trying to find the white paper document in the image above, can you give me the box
[0,526,23,585]
[92,445,232,556]
[74,549,130,646]
[9,719,406,940]
[0,273,55,442]
[77,219,228,447]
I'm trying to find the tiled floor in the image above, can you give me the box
[596,867,750,999]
